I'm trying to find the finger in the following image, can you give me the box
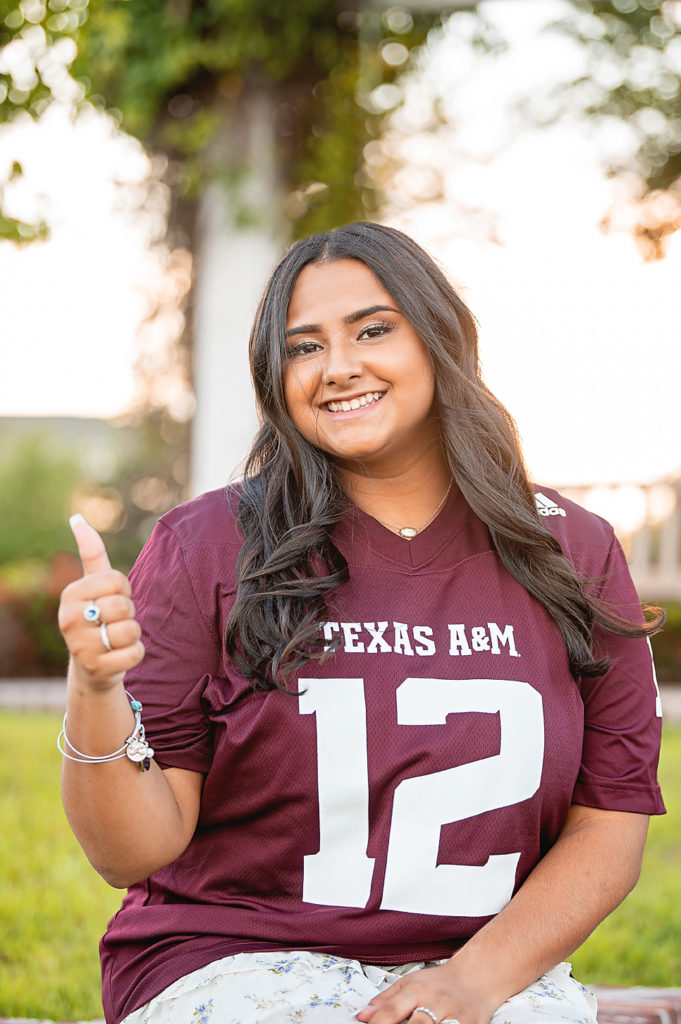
[69,640,145,687]
[100,641,145,675]
[356,984,404,1022]
[92,642,146,686]
[356,978,407,1018]
[87,593,136,624]
[357,999,436,1024]
[103,619,142,649]
[69,513,112,575]
[356,974,452,1024]
[64,569,132,603]
[58,574,132,639]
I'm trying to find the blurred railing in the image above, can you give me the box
[561,478,681,601]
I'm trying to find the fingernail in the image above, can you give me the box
[69,513,85,529]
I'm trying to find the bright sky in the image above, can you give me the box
[0,103,152,419]
[1,0,680,488]
[387,2,681,486]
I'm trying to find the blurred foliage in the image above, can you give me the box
[0,432,81,675]
[2,1,679,247]
[555,0,681,258]
[0,416,187,569]
[2,1,680,670]
[0,158,48,241]
[0,0,443,241]
[2,420,681,679]
[97,409,189,570]
[651,600,681,682]
[0,2,443,547]
[0,417,186,675]
[361,8,510,222]
[0,432,81,563]
[0,589,66,676]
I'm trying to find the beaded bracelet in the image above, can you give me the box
[57,690,154,772]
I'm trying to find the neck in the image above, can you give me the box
[337,449,454,535]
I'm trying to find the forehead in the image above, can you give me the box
[286,259,397,327]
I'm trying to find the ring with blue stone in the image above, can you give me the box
[83,600,102,625]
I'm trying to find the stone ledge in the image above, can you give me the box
[2,989,679,1024]
[593,987,681,1024]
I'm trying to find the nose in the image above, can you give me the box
[322,336,363,388]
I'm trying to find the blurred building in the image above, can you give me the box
[562,478,681,601]
[0,416,128,473]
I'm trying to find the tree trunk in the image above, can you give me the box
[190,87,286,496]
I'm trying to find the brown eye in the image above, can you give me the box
[357,321,395,341]
[288,341,322,357]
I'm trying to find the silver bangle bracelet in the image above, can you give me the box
[57,690,154,772]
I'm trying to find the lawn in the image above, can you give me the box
[570,722,681,986]
[1,713,679,1020]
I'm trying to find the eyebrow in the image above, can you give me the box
[285,304,401,338]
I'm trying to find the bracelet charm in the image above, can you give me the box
[57,690,154,773]
[125,732,154,764]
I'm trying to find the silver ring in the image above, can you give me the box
[100,622,112,651]
[442,1019,462,1024]
[83,600,101,625]
[413,1010,438,1024]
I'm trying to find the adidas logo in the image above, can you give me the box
[535,492,566,517]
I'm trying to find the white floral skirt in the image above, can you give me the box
[119,951,597,1024]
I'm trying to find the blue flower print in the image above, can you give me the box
[192,999,213,1023]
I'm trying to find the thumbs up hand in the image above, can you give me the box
[58,514,145,689]
[69,513,113,575]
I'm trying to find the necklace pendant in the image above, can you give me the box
[399,527,418,539]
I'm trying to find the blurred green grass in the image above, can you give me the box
[0,712,120,1020]
[570,723,681,985]
[0,712,679,1019]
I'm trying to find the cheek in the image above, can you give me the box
[283,364,317,426]
[425,364,437,407]
[394,336,435,387]
[401,350,436,408]
[417,346,437,407]
[409,366,437,423]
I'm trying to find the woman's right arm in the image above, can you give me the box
[59,516,203,888]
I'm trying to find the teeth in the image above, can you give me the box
[327,392,383,413]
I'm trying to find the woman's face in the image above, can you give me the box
[283,259,439,473]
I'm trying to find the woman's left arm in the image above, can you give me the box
[356,804,649,1024]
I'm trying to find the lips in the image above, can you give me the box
[325,391,385,414]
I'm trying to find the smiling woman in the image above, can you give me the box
[58,221,665,1024]
[284,259,441,483]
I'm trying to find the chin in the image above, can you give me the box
[329,443,393,468]
[314,436,387,463]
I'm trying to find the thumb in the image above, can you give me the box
[69,513,112,575]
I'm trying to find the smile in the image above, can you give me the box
[325,392,385,414]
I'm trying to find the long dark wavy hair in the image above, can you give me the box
[225,221,663,690]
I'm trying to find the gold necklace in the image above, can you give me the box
[374,478,454,540]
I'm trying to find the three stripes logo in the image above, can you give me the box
[535,492,567,518]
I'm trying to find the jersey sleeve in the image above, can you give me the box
[572,533,665,814]
[122,520,221,773]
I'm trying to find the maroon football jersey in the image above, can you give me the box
[101,485,664,1024]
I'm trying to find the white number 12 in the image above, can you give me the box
[299,677,544,917]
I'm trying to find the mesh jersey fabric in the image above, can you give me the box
[100,484,664,1024]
